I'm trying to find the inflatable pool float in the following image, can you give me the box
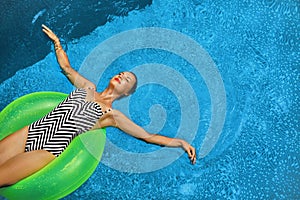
[0,91,106,200]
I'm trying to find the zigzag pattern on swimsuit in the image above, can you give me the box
[25,88,103,157]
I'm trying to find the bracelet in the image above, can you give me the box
[55,45,62,51]
[54,40,62,51]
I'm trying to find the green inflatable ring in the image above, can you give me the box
[0,91,106,200]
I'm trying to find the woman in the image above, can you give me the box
[0,25,196,187]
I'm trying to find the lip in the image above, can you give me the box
[114,77,121,84]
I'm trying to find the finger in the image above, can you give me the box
[42,26,48,33]
[192,157,196,164]
[191,154,196,164]
[190,148,196,164]
[42,24,50,30]
[42,29,48,34]
[194,152,196,161]
[42,25,54,35]
[189,147,195,156]
[187,148,193,158]
[42,29,52,37]
[42,26,50,33]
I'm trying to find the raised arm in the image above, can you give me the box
[112,110,196,164]
[42,24,96,89]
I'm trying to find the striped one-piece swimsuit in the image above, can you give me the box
[25,88,106,157]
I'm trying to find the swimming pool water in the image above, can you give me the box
[0,0,299,199]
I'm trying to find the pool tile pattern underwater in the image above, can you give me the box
[0,0,299,199]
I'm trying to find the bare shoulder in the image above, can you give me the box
[97,109,124,128]
[110,109,123,117]
[110,109,135,123]
[109,109,125,125]
[109,109,150,139]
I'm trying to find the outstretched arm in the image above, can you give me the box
[112,110,196,164]
[42,24,96,89]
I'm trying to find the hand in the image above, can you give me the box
[42,24,60,43]
[181,140,196,164]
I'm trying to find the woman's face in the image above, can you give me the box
[110,72,137,96]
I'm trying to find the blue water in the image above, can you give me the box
[1,0,299,199]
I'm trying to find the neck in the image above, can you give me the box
[96,87,121,107]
